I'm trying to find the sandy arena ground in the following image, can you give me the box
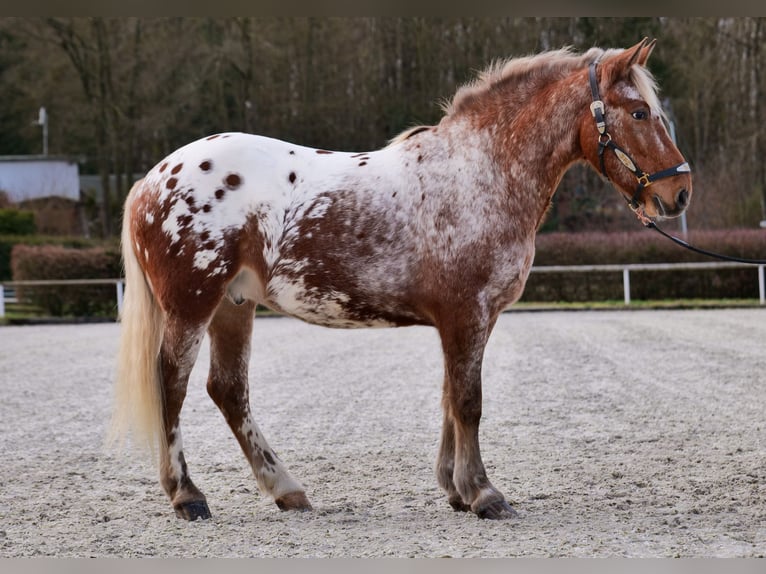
[0,308,764,557]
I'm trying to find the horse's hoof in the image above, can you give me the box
[448,495,470,512]
[475,499,518,520]
[275,491,313,512]
[174,500,212,521]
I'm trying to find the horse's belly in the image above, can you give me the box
[264,274,400,329]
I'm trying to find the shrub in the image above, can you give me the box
[0,208,36,235]
[10,244,122,317]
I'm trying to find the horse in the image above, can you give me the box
[111,38,692,521]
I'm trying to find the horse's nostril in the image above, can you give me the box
[677,188,689,208]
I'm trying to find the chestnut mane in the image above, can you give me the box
[390,45,665,146]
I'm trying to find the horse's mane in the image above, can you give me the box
[388,45,665,146]
[444,46,609,116]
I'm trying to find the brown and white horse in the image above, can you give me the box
[112,39,692,520]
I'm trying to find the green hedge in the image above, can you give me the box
[11,244,122,317]
[523,228,766,302]
[0,209,36,235]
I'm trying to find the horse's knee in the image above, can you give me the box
[450,393,482,427]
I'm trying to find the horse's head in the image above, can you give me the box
[580,38,692,221]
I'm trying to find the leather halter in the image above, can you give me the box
[588,61,690,210]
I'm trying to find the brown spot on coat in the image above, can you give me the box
[159,162,168,173]
[225,173,242,189]
[199,160,212,172]
[289,172,297,184]
[316,150,333,154]
[206,134,220,140]
[166,177,178,189]
[215,189,225,200]
[359,162,367,167]
[171,163,183,175]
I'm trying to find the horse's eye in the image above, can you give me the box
[632,110,648,120]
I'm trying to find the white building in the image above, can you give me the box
[0,156,80,202]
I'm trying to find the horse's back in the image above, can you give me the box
[123,133,422,326]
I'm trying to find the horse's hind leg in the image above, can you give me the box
[436,316,517,519]
[206,297,312,512]
[159,318,210,520]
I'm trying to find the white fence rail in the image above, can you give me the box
[0,262,764,318]
[0,279,124,318]
[530,261,765,305]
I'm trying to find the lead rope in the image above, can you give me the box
[643,220,766,265]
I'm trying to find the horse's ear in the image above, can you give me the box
[636,38,657,67]
[626,38,649,67]
[601,38,650,84]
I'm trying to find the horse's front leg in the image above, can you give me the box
[436,316,517,519]
[435,407,469,512]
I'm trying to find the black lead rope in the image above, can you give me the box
[645,221,766,265]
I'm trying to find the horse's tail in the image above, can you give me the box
[108,182,166,460]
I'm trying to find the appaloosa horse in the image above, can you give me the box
[112,39,692,520]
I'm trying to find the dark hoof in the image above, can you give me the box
[275,491,313,512]
[475,499,518,520]
[448,495,471,512]
[174,500,212,521]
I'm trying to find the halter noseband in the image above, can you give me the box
[588,60,690,211]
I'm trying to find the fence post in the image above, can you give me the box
[759,265,765,306]
[623,268,631,305]
[0,284,5,318]
[116,280,124,317]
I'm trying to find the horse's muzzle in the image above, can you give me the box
[653,188,689,219]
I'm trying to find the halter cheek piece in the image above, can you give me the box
[588,60,690,211]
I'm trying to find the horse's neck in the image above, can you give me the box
[503,81,587,183]
[476,75,590,228]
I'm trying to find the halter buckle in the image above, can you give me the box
[637,173,652,188]
[590,100,606,134]
[590,100,605,118]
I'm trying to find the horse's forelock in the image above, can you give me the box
[629,64,667,123]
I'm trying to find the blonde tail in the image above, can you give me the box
[108,184,166,461]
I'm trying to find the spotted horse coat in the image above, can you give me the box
[112,39,692,521]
